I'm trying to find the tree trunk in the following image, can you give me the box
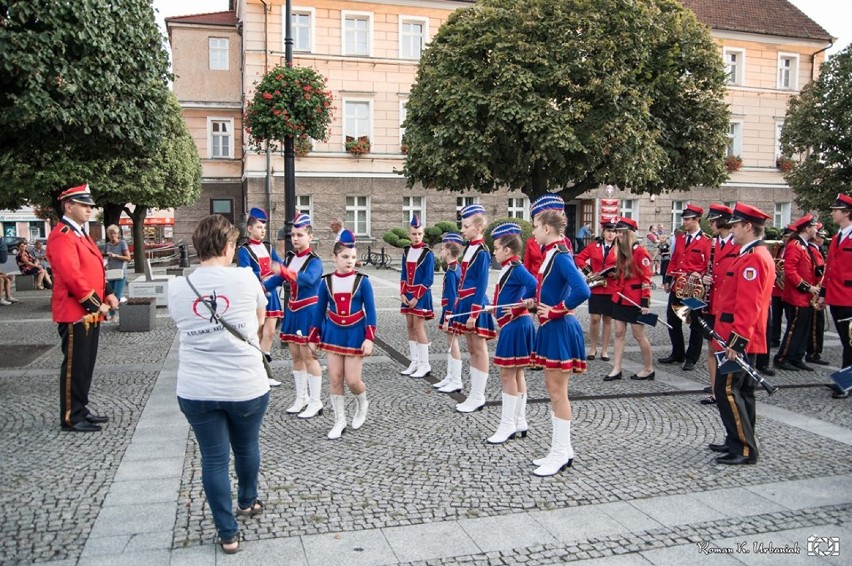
[130,206,148,274]
[102,203,124,229]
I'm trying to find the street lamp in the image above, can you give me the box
[282,0,296,252]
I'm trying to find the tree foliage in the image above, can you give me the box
[781,45,852,213]
[402,0,729,200]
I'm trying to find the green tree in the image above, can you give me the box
[402,0,729,201]
[781,45,852,214]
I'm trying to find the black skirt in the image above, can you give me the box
[611,302,640,324]
[588,293,615,317]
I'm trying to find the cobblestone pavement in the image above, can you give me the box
[0,267,849,565]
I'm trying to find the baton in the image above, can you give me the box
[446,302,527,319]
[616,292,672,329]
[839,316,852,323]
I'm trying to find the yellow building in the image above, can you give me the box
[166,0,833,244]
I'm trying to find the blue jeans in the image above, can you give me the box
[177,392,269,541]
[108,278,125,317]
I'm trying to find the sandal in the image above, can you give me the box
[236,499,264,517]
[220,535,240,554]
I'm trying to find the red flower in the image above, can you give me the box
[262,92,273,100]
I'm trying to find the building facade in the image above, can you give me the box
[166,0,832,246]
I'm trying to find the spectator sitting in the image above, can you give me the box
[16,241,53,289]
[27,241,51,275]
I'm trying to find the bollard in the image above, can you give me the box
[178,243,190,268]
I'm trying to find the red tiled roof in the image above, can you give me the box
[165,10,238,27]
[681,0,832,42]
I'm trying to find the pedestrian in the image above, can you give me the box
[103,225,130,321]
[265,213,325,417]
[168,214,270,553]
[709,203,774,465]
[433,232,464,393]
[46,184,118,432]
[308,230,376,439]
[657,235,671,278]
[574,219,618,361]
[398,214,435,379]
[528,194,591,477]
[574,221,591,253]
[329,218,344,242]
[486,222,537,444]
[0,271,17,305]
[451,204,496,413]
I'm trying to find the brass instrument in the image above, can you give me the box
[766,240,785,291]
[673,271,705,300]
[585,266,616,289]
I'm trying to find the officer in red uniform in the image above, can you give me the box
[47,184,118,432]
[818,193,852,399]
[774,213,819,371]
[708,203,774,465]
[574,219,618,361]
[805,224,828,366]
[660,204,712,371]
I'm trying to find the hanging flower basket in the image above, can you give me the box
[400,143,410,155]
[295,137,313,157]
[345,136,371,157]
[724,155,742,172]
[776,156,795,172]
[244,65,334,152]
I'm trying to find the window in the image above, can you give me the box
[343,100,371,146]
[209,119,233,159]
[403,196,425,225]
[400,17,428,60]
[211,199,234,224]
[297,195,312,217]
[342,12,371,56]
[723,48,745,86]
[346,196,370,236]
[209,37,229,70]
[456,196,479,227]
[774,120,785,159]
[774,202,791,228]
[778,54,798,90]
[727,121,743,157]
[290,9,314,52]
[507,197,529,221]
[620,199,637,221]
[671,201,684,231]
[28,222,44,240]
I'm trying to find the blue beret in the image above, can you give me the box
[530,195,564,218]
[441,232,464,245]
[338,229,356,248]
[491,222,522,240]
[293,213,311,228]
[409,213,422,229]
[459,204,486,219]
[249,207,269,222]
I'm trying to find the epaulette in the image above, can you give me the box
[60,226,71,234]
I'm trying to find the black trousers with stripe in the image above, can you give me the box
[58,321,101,427]
[806,307,826,359]
[774,304,813,365]
[714,353,757,460]
[830,305,852,369]
[665,292,704,363]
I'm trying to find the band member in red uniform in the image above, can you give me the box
[806,224,828,366]
[47,184,119,432]
[660,204,711,371]
[709,203,774,465]
[574,219,618,361]
[699,205,739,405]
[774,214,819,371]
[818,193,852,399]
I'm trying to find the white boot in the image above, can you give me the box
[285,371,308,414]
[456,367,488,413]
[532,418,574,477]
[400,341,419,375]
[327,395,347,439]
[351,391,369,430]
[298,374,324,418]
[433,354,454,388]
[515,392,529,438]
[532,413,556,466]
[411,343,432,378]
[438,357,463,393]
[486,393,518,444]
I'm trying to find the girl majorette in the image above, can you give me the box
[433,232,464,393]
[399,214,435,378]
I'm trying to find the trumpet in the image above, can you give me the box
[585,266,616,289]
[672,271,705,301]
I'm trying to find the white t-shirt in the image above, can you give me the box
[168,266,270,402]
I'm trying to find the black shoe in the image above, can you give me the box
[659,356,683,365]
[703,386,712,393]
[790,361,814,371]
[630,371,655,380]
[805,356,830,366]
[756,366,776,377]
[699,396,716,405]
[833,389,849,399]
[774,361,799,371]
[715,454,757,465]
[587,354,596,361]
[682,361,696,371]
[85,414,109,424]
[61,421,102,432]
[600,355,610,361]
[708,443,729,453]
[603,372,622,381]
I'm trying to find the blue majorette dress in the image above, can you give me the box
[309,271,377,356]
[530,242,591,372]
[238,239,284,318]
[263,248,323,344]
[439,261,460,328]
[400,243,435,319]
[493,257,538,367]
[450,239,496,339]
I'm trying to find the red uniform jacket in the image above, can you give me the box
[46,220,109,323]
[782,236,817,307]
[611,244,652,309]
[707,236,740,316]
[574,241,617,296]
[714,243,775,354]
[821,232,852,307]
[523,237,543,276]
[664,231,711,284]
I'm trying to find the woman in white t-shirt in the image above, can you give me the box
[168,214,270,555]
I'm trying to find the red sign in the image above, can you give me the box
[118,217,174,226]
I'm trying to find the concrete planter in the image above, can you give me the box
[120,297,157,332]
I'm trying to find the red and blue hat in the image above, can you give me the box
[681,204,704,219]
[707,204,734,222]
[293,213,311,229]
[531,194,564,217]
[830,193,852,210]
[729,203,770,226]
[249,207,269,223]
[441,232,464,245]
[615,216,638,231]
[409,213,422,229]
[459,204,486,219]
[338,229,356,248]
[490,222,521,240]
[58,184,96,205]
